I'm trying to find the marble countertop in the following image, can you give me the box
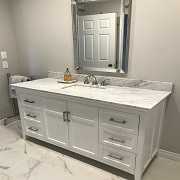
[11,78,171,110]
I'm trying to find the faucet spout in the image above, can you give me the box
[91,75,98,85]
[84,75,98,85]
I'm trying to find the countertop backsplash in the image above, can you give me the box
[48,71,173,92]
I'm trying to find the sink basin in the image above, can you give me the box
[62,84,106,94]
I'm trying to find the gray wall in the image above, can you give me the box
[10,0,180,154]
[128,0,180,154]
[10,0,74,78]
[0,0,20,119]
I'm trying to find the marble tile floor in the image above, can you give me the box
[0,120,180,180]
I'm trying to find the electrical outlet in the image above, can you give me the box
[1,52,7,59]
[2,61,8,69]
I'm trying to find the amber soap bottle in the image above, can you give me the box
[64,68,72,81]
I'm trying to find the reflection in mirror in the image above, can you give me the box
[72,0,132,73]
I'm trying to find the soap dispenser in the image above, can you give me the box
[64,68,72,81]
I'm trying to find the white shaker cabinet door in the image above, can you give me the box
[42,98,69,148]
[68,102,99,158]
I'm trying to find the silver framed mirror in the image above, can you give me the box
[72,0,132,74]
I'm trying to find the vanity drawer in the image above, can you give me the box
[99,108,139,135]
[21,107,42,123]
[20,93,41,110]
[99,144,135,174]
[24,120,44,140]
[99,127,137,153]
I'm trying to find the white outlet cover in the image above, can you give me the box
[1,52,7,59]
[2,61,8,69]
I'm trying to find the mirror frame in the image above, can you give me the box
[71,0,132,74]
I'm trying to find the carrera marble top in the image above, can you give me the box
[11,74,172,110]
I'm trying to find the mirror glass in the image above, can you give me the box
[72,0,132,73]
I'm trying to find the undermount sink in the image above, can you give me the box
[62,84,106,94]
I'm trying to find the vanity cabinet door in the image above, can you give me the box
[42,98,69,148]
[68,102,99,158]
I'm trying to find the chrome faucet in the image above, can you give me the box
[84,75,98,85]
[91,75,98,85]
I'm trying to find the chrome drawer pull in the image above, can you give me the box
[24,99,35,104]
[63,111,67,122]
[28,127,38,132]
[109,118,126,124]
[63,111,70,122]
[108,153,124,161]
[26,114,37,119]
[67,111,70,122]
[108,137,125,143]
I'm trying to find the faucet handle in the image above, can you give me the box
[100,79,110,86]
[84,76,90,84]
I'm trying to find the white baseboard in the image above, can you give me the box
[158,149,180,161]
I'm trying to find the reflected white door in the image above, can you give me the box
[79,13,117,70]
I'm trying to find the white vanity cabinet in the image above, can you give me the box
[16,88,167,180]
[42,98,99,158]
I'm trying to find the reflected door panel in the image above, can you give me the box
[79,13,117,69]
